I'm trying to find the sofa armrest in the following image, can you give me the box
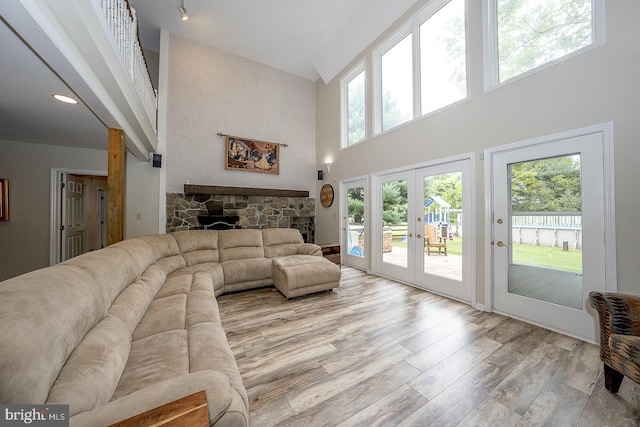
[69,372,233,427]
[298,243,322,256]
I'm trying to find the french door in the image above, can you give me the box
[415,160,472,302]
[376,158,473,303]
[341,178,368,270]
[490,128,614,341]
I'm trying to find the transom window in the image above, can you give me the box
[381,34,414,131]
[420,0,467,115]
[341,62,366,148]
[374,0,468,135]
[485,0,605,87]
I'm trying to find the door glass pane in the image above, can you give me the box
[508,154,583,309]
[381,34,413,131]
[382,179,408,267]
[422,172,463,281]
[347,186,365,257]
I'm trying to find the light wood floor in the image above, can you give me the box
[218,267,640,426]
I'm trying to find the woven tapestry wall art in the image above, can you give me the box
[223,134,280,175]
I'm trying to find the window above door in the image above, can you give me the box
[483,0,605,89]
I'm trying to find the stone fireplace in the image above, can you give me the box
[166,185,316,243]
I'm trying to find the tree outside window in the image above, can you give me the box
[347,70,366,146]
[381,34,413,131]
[496,0,593,82]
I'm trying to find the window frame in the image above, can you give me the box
[483,0,606,91]
[341,60,367,149]
[373,0,469,136]
[373,23,414,136]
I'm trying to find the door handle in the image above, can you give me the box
[408,233,413,238]
[496,241,509,247]
[416,234,422,239]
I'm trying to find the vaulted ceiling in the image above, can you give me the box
[0,1,418,151]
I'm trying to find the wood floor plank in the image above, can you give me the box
[457,397,521,427]
[216,267,640,426]
[278,361,422,427]
[409,336,503,400]
[579,373,640,426]
[405,323,486,372]
[287,344,415,414]
[552,340,600,395]
[517,378,589,426]
[398,361,507,426]
[489,342,569,415]
[240,342,338,388]
[336,384,427,427]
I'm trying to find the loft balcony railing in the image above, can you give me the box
[95,0,157,131]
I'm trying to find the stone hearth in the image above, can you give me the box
[167,188,315,242]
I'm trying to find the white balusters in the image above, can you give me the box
[93,0,157,130]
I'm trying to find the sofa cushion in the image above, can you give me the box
[69,372,236,427]
[221,258,273,288]
[218,229,265,261]
[112,329,189,400]
[63,235,181,309]
[189,322,248,409]
[46,314,131,416]
[262,228,303,258]
[169,262,225,296]
[173,230,220,265]
[187,286,221,327]
[132,294,187,341]
[109,255,186,336]
[0,265,104,405]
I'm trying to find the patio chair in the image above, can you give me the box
[589,291,640,392]
[425,224,447,256]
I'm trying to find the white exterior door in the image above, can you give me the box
[490,128,614,341]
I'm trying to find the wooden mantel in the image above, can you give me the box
[184,184,309,198]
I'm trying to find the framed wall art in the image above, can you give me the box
[0,179,9,221]
[223,134,280,175]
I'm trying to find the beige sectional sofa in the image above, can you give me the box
[0,228,340,426]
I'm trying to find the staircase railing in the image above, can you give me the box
[95,0,157,131]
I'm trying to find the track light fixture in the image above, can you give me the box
[179,0,188,20]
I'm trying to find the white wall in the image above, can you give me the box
[0,140,162,281]
[125,152,161,238]
[0,140,107,280]
[315,0,640,301]
[165,35,316,196]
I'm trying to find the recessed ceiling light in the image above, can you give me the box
[52,94,78,104]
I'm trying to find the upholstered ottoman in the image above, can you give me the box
[272,255,341,298]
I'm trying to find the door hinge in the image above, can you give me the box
[60,225,65,231]
[61,182,66,189]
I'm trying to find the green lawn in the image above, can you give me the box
[512,243,582,273]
